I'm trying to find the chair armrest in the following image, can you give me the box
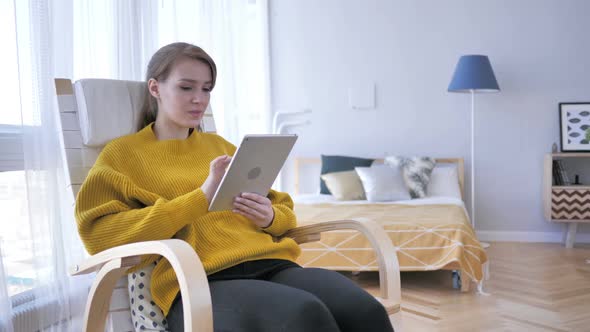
[281,219,401,304]
[71,239,212,332]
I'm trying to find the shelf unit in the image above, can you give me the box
[543,153,590,248]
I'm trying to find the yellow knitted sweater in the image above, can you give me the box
[75,124,301,315]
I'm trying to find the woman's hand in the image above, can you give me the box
[233,192,275,228]
[201,155,232,203]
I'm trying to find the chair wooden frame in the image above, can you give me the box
[70,219,402,331]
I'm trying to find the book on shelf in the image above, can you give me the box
[553,160,571,186]
[559,160,571,185]
[552,160,561,185]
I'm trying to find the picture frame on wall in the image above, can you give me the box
[559,102,590,152]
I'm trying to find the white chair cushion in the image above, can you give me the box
[74,79,146,147]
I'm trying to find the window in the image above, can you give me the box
[0,0,32,297]
[0,0,21,126]
[0,171,32,296]
[0,0,24,172]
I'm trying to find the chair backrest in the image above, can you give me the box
[54,78,217,332]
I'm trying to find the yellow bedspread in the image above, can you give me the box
[294,203,488,282]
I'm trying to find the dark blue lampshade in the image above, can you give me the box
[448,55,500,93]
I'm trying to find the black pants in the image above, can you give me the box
[167,259,394,332]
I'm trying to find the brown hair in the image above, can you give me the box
[138,42,217,130]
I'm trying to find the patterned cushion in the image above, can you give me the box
[385,156,435,198]
[128,263,169,331]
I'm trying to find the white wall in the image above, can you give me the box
[269,0,590,237]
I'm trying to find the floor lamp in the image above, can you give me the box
[448,55,500,248]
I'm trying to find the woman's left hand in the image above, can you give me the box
[232,192,274,228]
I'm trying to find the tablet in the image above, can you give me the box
[208,134,298,211]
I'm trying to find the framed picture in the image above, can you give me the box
[559,102,590,152]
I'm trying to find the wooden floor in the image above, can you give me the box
[347,242,590,332]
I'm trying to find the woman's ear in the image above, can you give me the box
[148,78,159,99]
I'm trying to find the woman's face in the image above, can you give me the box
[149,57,212,130]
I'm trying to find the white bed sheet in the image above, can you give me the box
[293,194,473,238]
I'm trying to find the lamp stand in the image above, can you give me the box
[471,90,475,229]
[471,90,490,249]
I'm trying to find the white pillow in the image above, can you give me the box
[427,164,462,199]
[355,165,411,202]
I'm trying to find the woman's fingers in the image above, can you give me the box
[233,197,266,216]
[232,193,274,228]
[233,202,265,219]
[211,155,231,168]
[233,195,271,213]
[239,192,270,205]
[202,155,232,202]
[209,155,231,178]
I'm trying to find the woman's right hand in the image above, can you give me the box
[201,155,232,203]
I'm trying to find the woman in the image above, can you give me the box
[75,42,394,332]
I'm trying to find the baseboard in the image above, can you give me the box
[476,231,590,244]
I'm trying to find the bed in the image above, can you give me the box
[292,157,488,291]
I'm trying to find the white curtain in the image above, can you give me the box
[72,0,272,143]
[156,0,272,143]
[0,0,271,330]
[72,0,159,81]
[0,0,90,331]
[0,248,13,332]
[210,0,272,143]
